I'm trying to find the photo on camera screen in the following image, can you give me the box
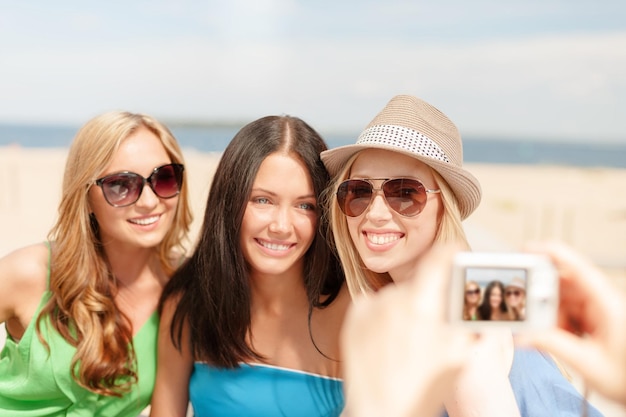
[463,266,527,322]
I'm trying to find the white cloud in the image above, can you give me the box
[0,2,624,142]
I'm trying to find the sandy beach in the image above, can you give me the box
[1,145,625,416]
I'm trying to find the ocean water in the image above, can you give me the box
[1,123,625,169]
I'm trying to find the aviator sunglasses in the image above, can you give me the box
[336,178,441,217]
[95,163,184,207]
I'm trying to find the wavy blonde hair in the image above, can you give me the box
[325,153,471,298]
[38,111,192,396]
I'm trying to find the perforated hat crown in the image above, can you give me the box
[321,95,481,219]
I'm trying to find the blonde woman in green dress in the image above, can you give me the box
[0,111,191,416]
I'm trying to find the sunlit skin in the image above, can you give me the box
[88,127,178,254]
[240,152,318,281]
[345,149,442,282]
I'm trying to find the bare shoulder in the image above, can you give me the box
[0,243,49,289]
[157,291,192,357]
[0,243,50,323]
[160,293,182,321]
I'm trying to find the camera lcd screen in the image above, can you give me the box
[461,267,527,322]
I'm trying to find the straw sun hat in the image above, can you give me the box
[505,277,527,292]
[321,95,482,219]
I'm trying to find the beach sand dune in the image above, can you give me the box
[466,164,626,284]
[1,146,625,416]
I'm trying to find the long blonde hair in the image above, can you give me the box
[463,280,481,320]
[39,111,192,396]
[325,152,470,298]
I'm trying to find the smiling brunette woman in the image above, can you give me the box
[150,115,349,417]
[0,111,192,416]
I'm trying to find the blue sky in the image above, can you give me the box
[0,0,625,141]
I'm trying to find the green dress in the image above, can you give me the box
[0,245,159,416]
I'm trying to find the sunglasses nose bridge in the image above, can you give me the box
[366,186,395,218]
[144,172,159,194]
[365,178,388,202]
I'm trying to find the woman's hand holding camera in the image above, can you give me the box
[520,241,626,405]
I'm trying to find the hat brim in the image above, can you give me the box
[505,283,527,291]
[321,143,481,220]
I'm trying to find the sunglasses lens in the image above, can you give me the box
[97,164,183,207]
[337,178,429,217]
[151,164,183,199]
[101,174,143,207]
[337,179,373,217]
[382,179,427,217]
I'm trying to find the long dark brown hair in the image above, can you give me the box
[161,115,344,367]
[477,280,507,320]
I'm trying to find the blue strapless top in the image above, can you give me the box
[189,362,344,417]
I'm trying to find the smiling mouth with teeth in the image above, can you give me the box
[258,239,292,251]
[129,215,160,226]
[366,233,401,245]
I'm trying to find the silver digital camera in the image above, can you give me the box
[448,252,559,331]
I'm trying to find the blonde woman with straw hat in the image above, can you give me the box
[505,277,527,321]
[322,95,602,417]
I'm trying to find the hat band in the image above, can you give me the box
[356,125,450,164]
